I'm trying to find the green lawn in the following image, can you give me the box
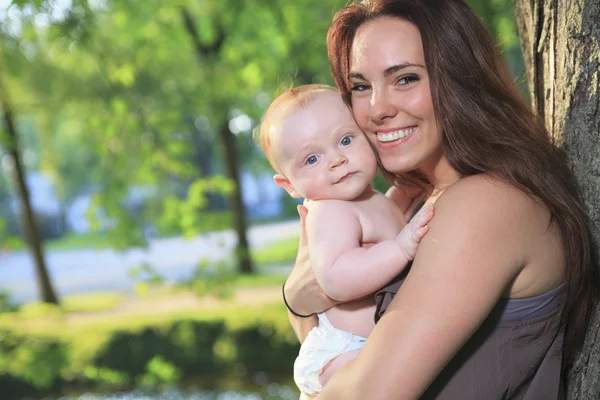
[3,232,300,263]
[5,272,286,319]
[251,236,298,266]
[2,232,114,251]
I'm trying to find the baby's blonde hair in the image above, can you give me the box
[255,84,339,173]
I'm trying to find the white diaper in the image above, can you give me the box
[293,312,367,395]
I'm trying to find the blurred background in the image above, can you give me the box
[0,0,526,399]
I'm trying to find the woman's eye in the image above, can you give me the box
[350,83,370,92]
[305,155,319,165]
[340,136,353,146]
[397,74,420,86]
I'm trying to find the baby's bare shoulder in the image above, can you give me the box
[305,199,358,218]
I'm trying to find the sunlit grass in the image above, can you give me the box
[46,232,114,250]
[251,236,299,266]
[234,274,286,287]
[0,274,285,333]
[2,232,113,251]
[5,292,126,320]
[3,230,300,258]
[0,301,288,339]
[62,292,126,312]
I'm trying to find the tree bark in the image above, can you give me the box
[0,84,59,304]
[513,0,600,397]
[219,125,253,274]
[180,7,254,274]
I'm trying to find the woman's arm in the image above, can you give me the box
[315,176,533,399]
[284,205,335,342]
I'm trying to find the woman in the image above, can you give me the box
[282,0,598,398]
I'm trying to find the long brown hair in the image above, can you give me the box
[327,0,598,364]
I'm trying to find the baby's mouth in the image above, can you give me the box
[336,172,354,183]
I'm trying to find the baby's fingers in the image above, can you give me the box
[410,204,435,227]
[411,225,430,243]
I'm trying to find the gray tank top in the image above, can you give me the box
[375,276,565,399]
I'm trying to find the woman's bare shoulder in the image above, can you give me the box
[437,174,541,218]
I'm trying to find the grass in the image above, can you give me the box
[61,292,126,313]
[46,232,114,251]
[3,229,300,258]
[251,236,299,266]
[0,294,288,339]
[2,232,114,252]
[9,292,126,320]
[234,274,286,287]
[1,272,284,323]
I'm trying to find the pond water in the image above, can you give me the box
[48,386,298,400]
[41,375,300,400]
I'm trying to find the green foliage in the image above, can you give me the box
[129,258,238,300]
[232,323,299,375]
[137,356,182,390]
[0,290,18,313]
[0,329,69,389]
[92,322,225,379]
[0,305,297,398]
[129,263,165,296]
[158,176,236,238]
[183,259,237,299]
[83,365,128,387]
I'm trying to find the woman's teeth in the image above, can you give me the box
[376,127,416,143]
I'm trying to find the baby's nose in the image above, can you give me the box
[329,154,348,169]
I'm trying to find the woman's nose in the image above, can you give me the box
[369,88,396,123]
[329,154,348,169]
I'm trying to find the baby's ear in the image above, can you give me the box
[273,174,301,198]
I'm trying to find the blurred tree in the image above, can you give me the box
[0,0,347,274]
[180,6,253,273]
[513,0,600,397]
[178,0,346,273]
[0,82,58,304]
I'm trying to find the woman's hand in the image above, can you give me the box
[284,205,338,317]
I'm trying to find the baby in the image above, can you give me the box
[257,84,433,397]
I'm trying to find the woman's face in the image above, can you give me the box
[349,16,442,175]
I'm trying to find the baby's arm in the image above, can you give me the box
[307,202,433,302]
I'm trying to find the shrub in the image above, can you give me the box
[232,323,299,374]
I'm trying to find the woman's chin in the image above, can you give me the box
[381,157,418,174]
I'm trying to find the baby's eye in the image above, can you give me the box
[340,136,353,146]
[305,155,319,165]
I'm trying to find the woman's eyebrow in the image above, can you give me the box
[382,62,423,76]
[349,62,424,80]
[349,72,367,80]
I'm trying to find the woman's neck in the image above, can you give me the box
[418,152,462,196]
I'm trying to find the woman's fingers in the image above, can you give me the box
[297,204,309,247]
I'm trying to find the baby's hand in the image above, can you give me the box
[396,204,434,260]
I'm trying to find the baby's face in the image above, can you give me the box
[273,93,378,201]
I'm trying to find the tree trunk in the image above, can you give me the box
[513,0,600,397]
[0,85,59,304]
[180,7,254,274]
[219,125,253,274]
